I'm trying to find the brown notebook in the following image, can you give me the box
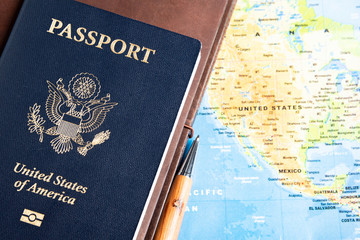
[0,0,23,53]
[0,0,235,239]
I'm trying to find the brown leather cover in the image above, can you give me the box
[0,0,23,53]
[0,0,235,239]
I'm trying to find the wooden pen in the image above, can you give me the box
[154,136,199,240]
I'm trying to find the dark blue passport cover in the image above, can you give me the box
[0,0,201,239]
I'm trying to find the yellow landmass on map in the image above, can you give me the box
[208,0,360,215]
[296,0,360,56]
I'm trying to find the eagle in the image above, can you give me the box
[44,78,117,154]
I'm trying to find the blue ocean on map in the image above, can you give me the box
[178,94,360,240]
[306,141,360,187]
[307,0,360,43]
[307,0,360,26]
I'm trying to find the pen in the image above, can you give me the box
[154,135,199,240]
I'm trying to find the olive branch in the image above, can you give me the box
[27,103,45,142]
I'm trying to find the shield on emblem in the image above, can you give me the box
[56,114,81,138]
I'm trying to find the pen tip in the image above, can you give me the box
[178,135,199,178]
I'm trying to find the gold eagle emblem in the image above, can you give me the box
[27,73,118,156]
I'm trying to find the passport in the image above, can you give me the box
[0,0,201,239]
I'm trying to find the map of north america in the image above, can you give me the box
[208,0,360,214]
[179,0,360,239]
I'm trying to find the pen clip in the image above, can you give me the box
[184,124,194,138]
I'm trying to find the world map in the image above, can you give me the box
[179,0,360,239]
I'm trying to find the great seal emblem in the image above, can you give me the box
[27,73,118,156]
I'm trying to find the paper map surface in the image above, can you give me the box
[179,0,360,239]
